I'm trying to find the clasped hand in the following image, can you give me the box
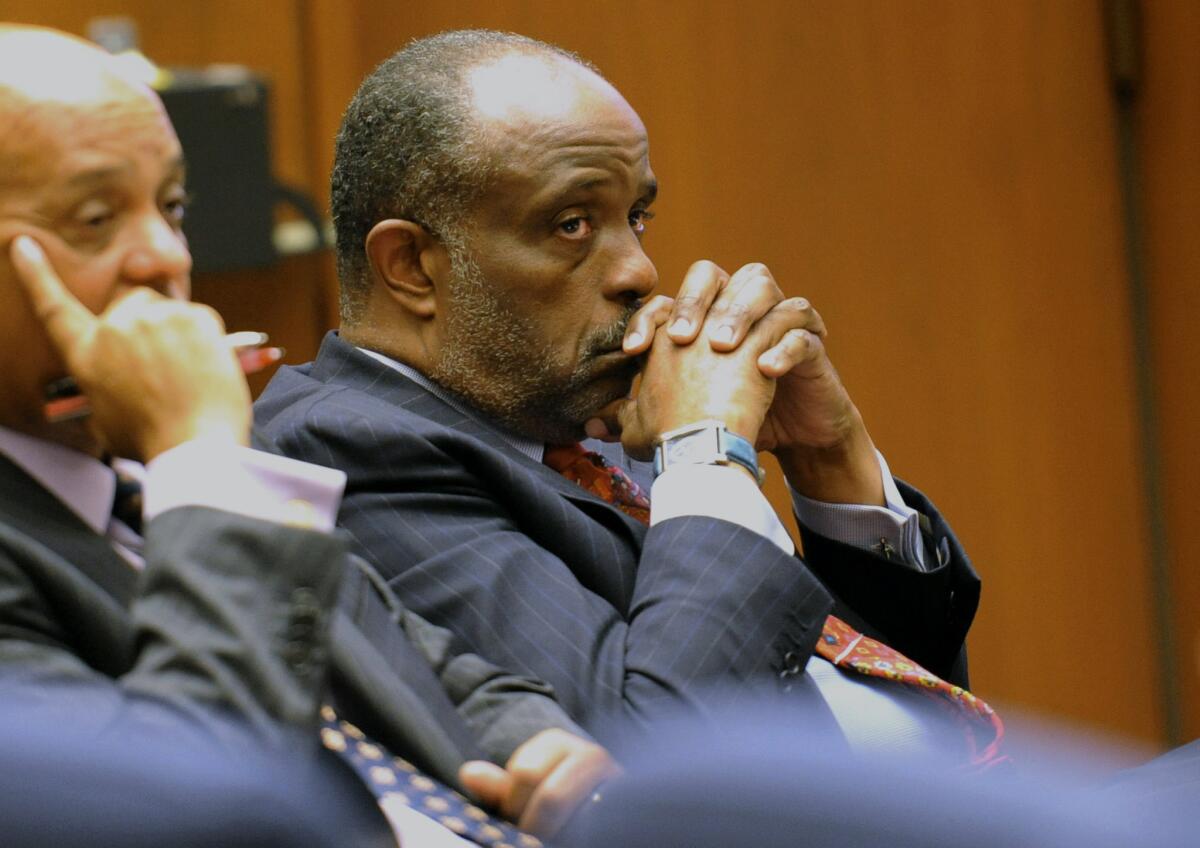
[596,259,884,505]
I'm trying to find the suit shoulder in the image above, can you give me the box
[256,365,401,443]
[256,372,465,477]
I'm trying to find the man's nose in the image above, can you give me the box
[121,213,193,294]
[603,233,658,301]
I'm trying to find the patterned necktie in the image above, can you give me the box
[320,707,541,847]
[814,617,1006,769]
[546,443,1007,770]
[543,443,650,524]
[110,467,144,536]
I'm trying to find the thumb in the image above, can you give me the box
[458,760,512,810]
[615,397,655,461]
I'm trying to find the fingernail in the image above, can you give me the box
[669,318,691,336]
[711,325,734,344]
[624,332,643,350]
[11,235,43,263]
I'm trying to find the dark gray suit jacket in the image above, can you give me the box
[0,451,582,792]
[255,331,981,738]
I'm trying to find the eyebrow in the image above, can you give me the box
[556,174,658,203]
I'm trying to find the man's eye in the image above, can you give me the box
[163,191,192,226]
[558,216,591,238]
[629,209,655,234]
[74,201,115,229]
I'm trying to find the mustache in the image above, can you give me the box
[583,302,641,357]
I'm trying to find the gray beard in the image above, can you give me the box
[429,247,639,445]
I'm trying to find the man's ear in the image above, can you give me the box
[364,219,449,319]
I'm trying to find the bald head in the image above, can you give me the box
[464,52,624,126]
[0,26,159,191]
[0,25,150,110]
[331,29,608,324]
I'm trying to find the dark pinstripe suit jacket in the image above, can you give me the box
[256,331,982,737]
[0,452,581,792]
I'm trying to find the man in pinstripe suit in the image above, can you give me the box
[257,30,981,754]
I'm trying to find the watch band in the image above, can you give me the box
[652,419,765,486]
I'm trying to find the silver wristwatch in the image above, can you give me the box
[652,419,765,486]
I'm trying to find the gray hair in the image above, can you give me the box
[331,29,595,324]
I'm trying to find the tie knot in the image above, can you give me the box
[542,442,588,474]
[543,442,650,524]
[110,467,143,535]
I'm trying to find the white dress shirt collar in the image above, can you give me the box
[0,425,115,535]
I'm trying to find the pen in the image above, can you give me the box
[43,331,285,423]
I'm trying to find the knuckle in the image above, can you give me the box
[507,762,544,787]
[580,740,606,760]
[735,261,768,279]
[197,303,224,324]
[533,787,569,817]
[715,300,750,320]
[646,295,675,315]
[534,728,570,746]
[756,279,779,297]
[33,300,65,324]
[118,288,152,307]
[781,329,812,352]
[687,259,728,289]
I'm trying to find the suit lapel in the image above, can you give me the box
[0,454,136,608]
[0,455,136,676]
[311,332,649,546]
[533,458,649,539]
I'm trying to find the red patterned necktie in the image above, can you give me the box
[546,442,1007,770]
[543,443,650,524]
[815,617,1006,770]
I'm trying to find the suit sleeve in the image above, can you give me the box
[339,551,588,764]
[0,508,397,848]
[0,506,345,744]
[796,478,980,685]
[400,605,589,763]
[274,399,835,736]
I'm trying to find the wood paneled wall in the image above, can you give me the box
[1140,1,1200,745]
[6,0,1194,750]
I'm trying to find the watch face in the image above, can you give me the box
[665,430,721,466]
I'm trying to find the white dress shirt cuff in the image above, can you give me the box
[790,450,927,570]
[144,440,347,532]
[650,464,795,555]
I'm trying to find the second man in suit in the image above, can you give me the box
[256,29,987,759]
